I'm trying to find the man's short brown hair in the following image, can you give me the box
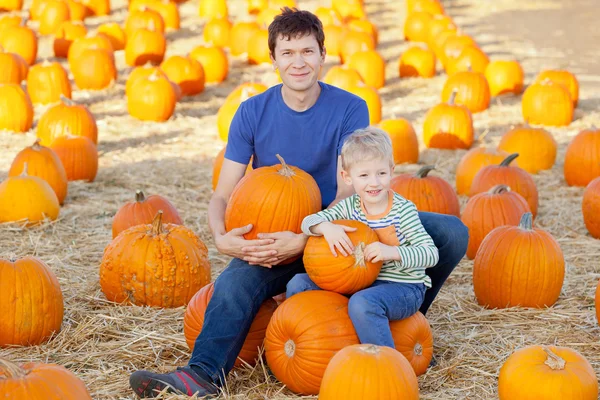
[268,7,325,59]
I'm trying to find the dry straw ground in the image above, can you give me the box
[1,0,600,398]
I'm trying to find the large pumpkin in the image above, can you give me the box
[474,212,564,308]
[318,344,419,400]
[49,134,98,182]
[8,139,68,205]
[441,68,491,113]
[469,153,539,217]
[264,290,360,395]
[112,190,183,238]
[582,176,600,239]
[303,220,382,295]
[0,163,60,225]
[100,211,211,308]
[390,311,433,376]
[378,118,419,164]
[224,154,321,262]
[498,345,598,400]
[0,358,91,399]
[391,165,460,216]
[0,83,33,133]
[497,125,556,174]
[0,256,63,347]
[127,70,176,122]
[26,60,72,104]
[455,146,512,195]
[347,49,385,89]
[461,184,530,259]
[535,69,579,107]
[398,46,437,78]
[522,79,573,127]
[423,89,474,150]
[36,95,98,146]
[564,128,600,187]
[484,60,524,96]
[183,282,278,368]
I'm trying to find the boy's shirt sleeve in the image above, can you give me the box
[396,202,440,269]
[224,101,254,165]
[301,196,355,236]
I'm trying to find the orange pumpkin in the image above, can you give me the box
[97,23,126,51]
[390,311,433,376]
[203,17,231,48]
[112,190,183,238]
[9,139,68,204]
[340,29,375,63]
[322,65,363,90]
[53,20,87,58]
[183,282,278,368]
[324,24,343,59]
[461,185,531,259]
[484,60,524,96]
[455,147,511,195]
[447,46,489,76]
[38,0,70,36]
[403,11,432,43]
[469,153,538,217]
[212,146,253,190]
[125,27,166,66]
[497,125,556,174]
[563,128,600,187]
[303,220,382,294]
[345,18,378,45]
[0,358,91,398]
[439,34,477,69]
[264,290,360,395]
[198,0,227,19]
[0,83,33,133]
[399,46,436,78]
[522,79,573,127]
[441,69,491,113]
[0,18,38,65]
[217,82,267,141]
[189,45,228,83]
[36,95,98,145]
[427,14,454,47]
[247,0,268,15]
[127,70,176,122]
[225,154,321,262]
[26,60,72,104]
[391,165,460,216]
[229,21,259,56]
[319,344,419,400]
[124,8,165,38]
[66,0,87,21]
[81,0,109,16]
[0,48,28,84]
[145,0,179,31]
[49,134,98,182]
[423,90,474,149]
[499,345,598,400]
[160,55,205,96]
[347,49,385,89]
[67,34,114,68]
[535,69,579,107]
[71,48,117,90]
[583,177,600,239]
[347,83,381,124]
[474,212,564,308]
[411,0,444,14]
[378,118,419,164]
[247,28,271,65]
[100,212,211,307]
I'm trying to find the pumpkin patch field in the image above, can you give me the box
[2,0,600,398]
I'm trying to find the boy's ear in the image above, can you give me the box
[341,170,352,185]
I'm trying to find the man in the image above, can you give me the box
[130,8,468,398]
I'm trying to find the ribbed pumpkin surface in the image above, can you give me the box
[390,311,433,376]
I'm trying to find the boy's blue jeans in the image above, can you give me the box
[188,212,468,385]
[286,274,426,347]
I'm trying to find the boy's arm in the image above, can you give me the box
[301,196,354,236]
[395,202,440,269]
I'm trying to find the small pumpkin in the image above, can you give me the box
[112,190,183,238]
[522,79,573,127]
[319,344,419,400]
[455,146,511,195]
[127,70,176,122]
[411,0,444,14]
[198,0,227,19]
[583,176,600,239]
[0,17,38,65]
[124,26,166,66]
[9,139,68,204]
[0,358,91,398]
[498,345,598,400]
[340,29,375,64]
[203,17,231,48]
[474,212,564,308]
[38,0,70,36]
[439,34,477,69]
[0,0,22,11]
[53,20,87,58]
[484,60,524,96]
[160,55,205,96]
[217,82,267,142]
[427,14,454,48]
[347,83,381,124]
[423,89,474,150]
[183,282,278,368]
[67,33,114,70]
[461,184,531,259]
[124,8,165,38]
[403,11,432,43]
[563,128,600,187]
[0,47,28,84]
[497,125,557,174]
[81,0,109,16]
[212,146,253,190]
[378,118,419,164]
[247,0,267,15]
[229,21,259,56]
[390,311,433,376]
[345,18,378,46]
[322,65,363,90]
[0,163,60,224]
[189,45,229,83]
[49,134,98,182]
[101,211,211,307]
[303,220,382,294]
[391,165,460,216]
[535,69,579,107]
[66,0,88,21]
[71,48,117,90]
[469,153,539,217]
[323,24,343,59]
[264,290,360,395]
[441,68,491,113]
[346,49,385,89]
[399,46,436,78]
[247,28,271,65]
[36,95,98,146]
[143,0,179,31]
[97,22,126,51]
[0,83,33,133]
[447,45,489,76]
[26,60,72,104]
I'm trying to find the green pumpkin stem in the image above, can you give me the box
[500,153,519,167]
[276,154,295,177]
[489,184,510,195]
[542,346,565,370]
[415,165,436,178]
[519,212,533,230]
[151,210,163,235]
[135,190,146,202]
[0,358,28,379]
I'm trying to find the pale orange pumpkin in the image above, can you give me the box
[0,18,38,65]
[229,21,259,56]
[183,282,278,368]
[324,24,343,59]
[247,28,271,65]
[71,48,117,90]
[423,90,474,149]
[447,46,489,76]
[97,23,126,51]
[198,0,227,19]
[81,0,109,16]
[378,118,419,164]
[256,6,281,28]
[212,146,253,190]
[36,95,97,145]
[403,11,432,43]
[217,82,267,141]
[345,18,378,46]
[347,49,385,89]
[498,125,557,174]
[564,128,600,187]
[390,312,433,376]
[264,290,360,395]
[583,177,600,239]
[391,165,460,216]
[160,55,205,96]
[125,27,166,66]
[340,29,375,64]
[455,147,512,195]
[426,14,454,48]
[26,60,72,104]
[49,134,98,182]
[38,0,70,36]
[53,20,87,58]
[347,83,381,124]
[189,45,228,83]
[66,0,87,21]
[203,17,231,48]
[535,69,579,107]
[322,65,363,90]
[0,83,33,133]
[0,47,28,84]
[127,70,176,122]
[67,33,114,68]
[411,0,444,14]
[484,60,524,96]
[522,79,573,127]
[399,46,436,78]
[125,8,165,38]
[439,34,477,69]
[441,68,491,113]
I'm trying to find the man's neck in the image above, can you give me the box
[281,83,321,112]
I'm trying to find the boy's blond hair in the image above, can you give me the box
[341,127,394,171]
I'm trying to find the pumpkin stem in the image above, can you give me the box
[353,242,366,268]
[477,128,490,142]
[31,138,42,150]
[500,153,519,167]
[151,210,163,235]
[275,154,295,177]
[448,89,458,105]
[542,346,566,370]
[284,339,296,357]
[0,358,28,379]
[20,162,29,176]
[361,344,381,354]
[414,342,423,356]
[415,165,435,178]
[60,94,75,106]
[20,14,27,26]
[135,190,146,202]
[518,212,533,230]
[489,184,510,195]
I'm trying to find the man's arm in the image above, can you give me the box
[328,155,355,208]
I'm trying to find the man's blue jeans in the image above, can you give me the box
[188,212,468,385]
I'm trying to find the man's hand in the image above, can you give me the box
[215,224,276,260]
[241,231,308,268]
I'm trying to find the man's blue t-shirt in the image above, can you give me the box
[224,81,370,209]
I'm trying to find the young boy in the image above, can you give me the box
[286,127,440,348]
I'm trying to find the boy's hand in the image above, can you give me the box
[364,242,399,263]
[317,222,357,257]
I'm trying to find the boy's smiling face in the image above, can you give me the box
[342,158,393,212]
